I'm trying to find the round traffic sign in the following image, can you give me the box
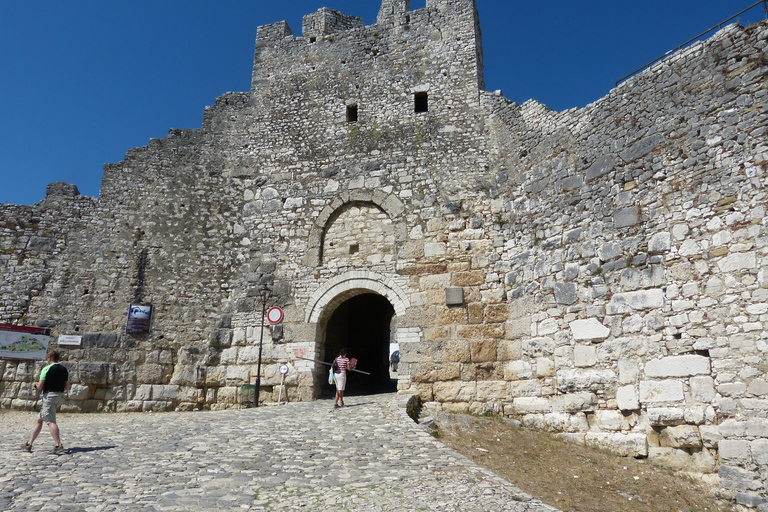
[279,364,289,375]
[267,306,284,324]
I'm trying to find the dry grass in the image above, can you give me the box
[432,412,735,512]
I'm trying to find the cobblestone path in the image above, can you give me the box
[1,394,558,511]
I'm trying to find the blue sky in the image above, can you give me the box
[1,1,764,205]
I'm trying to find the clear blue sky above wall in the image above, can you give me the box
[1,0,764,205]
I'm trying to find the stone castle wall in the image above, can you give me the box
[2,0,768,506]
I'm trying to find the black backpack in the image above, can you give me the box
[332,359,339,373]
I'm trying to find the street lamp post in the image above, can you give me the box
[255,283,272,408]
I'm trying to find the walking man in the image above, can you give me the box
[23,350,70,454]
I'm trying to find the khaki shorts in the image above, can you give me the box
[39,392,65,424]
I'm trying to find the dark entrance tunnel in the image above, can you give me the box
[323,293,396,396]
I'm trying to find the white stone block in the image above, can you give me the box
[639,380,684,403]
[505,360,533,380]
[678,239,702,256]
[750,438,768,466]
[648,232,671,253]
[550,392,597,413]
[606,289,664,315]
[557,369,617,392]
[717,251,756,272]
[424,242,446,257]
[644,355,710,378]
[719,440,751,464]
[569,318,610,341]
[647,407,686,426]
[595,410,629,431]
[511,396,551,414]
[616,385,639,410]
[585,432,648,457]
[618,358,640,384]
[574,345,597,367]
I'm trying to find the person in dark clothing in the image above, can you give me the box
[23,350,70,454]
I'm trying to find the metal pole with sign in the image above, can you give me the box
[254,284,272,408]
[277,364,289,404]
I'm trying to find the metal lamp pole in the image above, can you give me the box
[255,283,271,408]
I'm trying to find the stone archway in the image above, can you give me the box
[324,293,395,393]
[306,271,410,395]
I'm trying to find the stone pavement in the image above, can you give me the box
[1,393,559,511]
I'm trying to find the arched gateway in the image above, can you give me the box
[306,272,410,395]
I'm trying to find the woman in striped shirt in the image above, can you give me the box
[333,348,351,408]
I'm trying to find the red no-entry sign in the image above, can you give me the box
[266,306,284,324]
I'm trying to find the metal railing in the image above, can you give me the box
[616,0,768,86]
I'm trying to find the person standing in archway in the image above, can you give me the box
[333,347,355,408]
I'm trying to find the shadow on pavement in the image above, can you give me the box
[66,446,117,454]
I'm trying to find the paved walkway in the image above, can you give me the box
[1,394,558,511]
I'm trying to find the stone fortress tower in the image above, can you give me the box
[2,0,768,506]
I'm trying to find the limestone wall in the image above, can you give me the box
[1,0,768,505]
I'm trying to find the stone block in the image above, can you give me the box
[717,252,756,273]
[467,303,483,323]
[719,465,761,492]
[452,271,485,286]
[557,369,617,392]
[437,305,467,325]
[659,425,701,449]
[574,345,597,367]
[606,289,664,315]
[431,340,471,363]
[475,380,509,400]
[644,355,710,378]
[83,333,121,348]
[508,379,542,397]
[210,328,232,347]
[484,304,508,323]
[433,381,476,403]
[424,242,446,257]
[648,232,671,253]
[497,339,522,360]
[536,357,554,377]
[511,396,551,414]
[68,383,90,401]
[718,440,749,464]
[619,133,663,163]
[646,407,685,426]
[226,366,250,382]
[639,380,684,403]
[79,362,110,385]
[585,432,648,457]
[143,401,170,412]
[133,384,153,401]
[750,438,768,466]
[569,318,610,341]
[554,282,577,305]
[594,410,629,431]
[456,323,504,339]
[522,337,555,357]
[550,393,597,413]
[586,154,614,180]
[136,363,164,385]
[504,360,532,380]
[616,385,639,410]
[614,206,639,228]
[410,362,460,383]
[699,425,722,449]
[690,376,716,402]
[470,340,496,362]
